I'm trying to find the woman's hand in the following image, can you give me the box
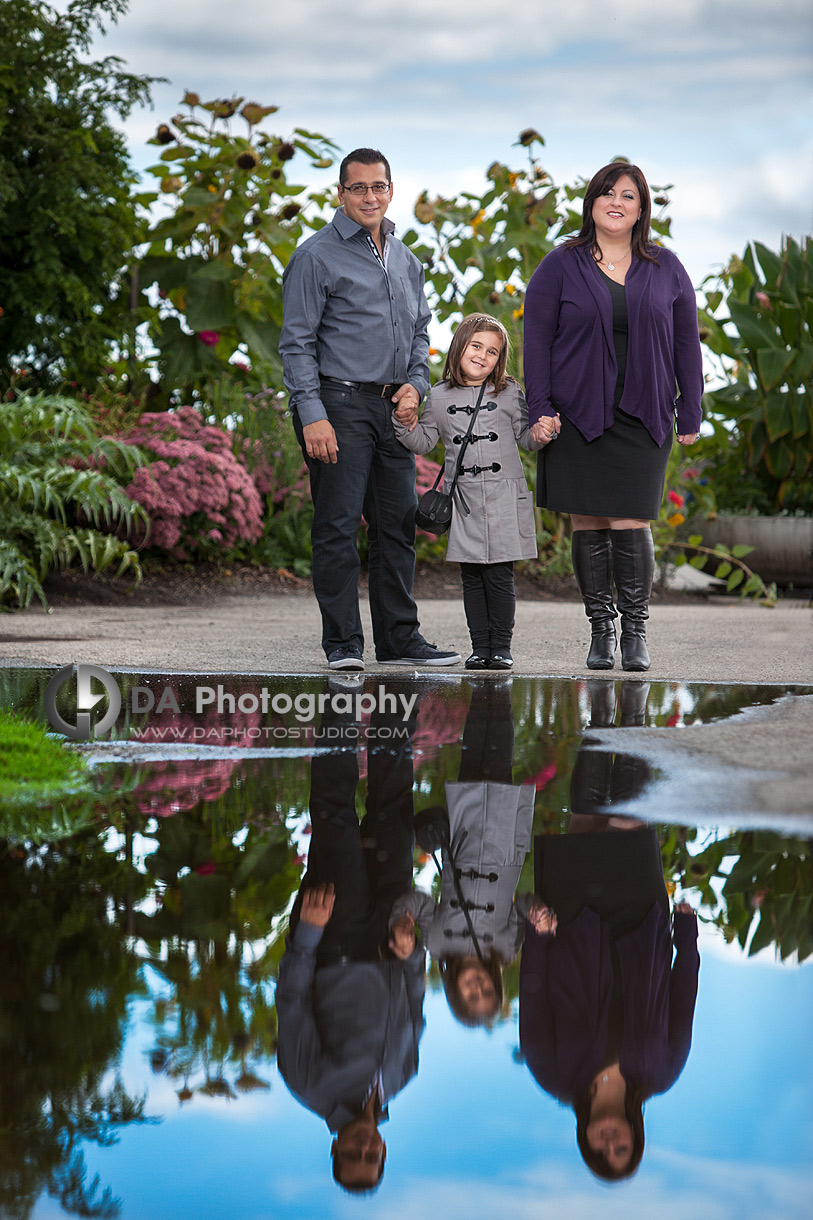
[677,432,700,445]
[389,912,417,958]
[528,898,558,936]
[530,413,561,445]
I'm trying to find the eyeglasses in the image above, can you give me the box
[342,182,391,196]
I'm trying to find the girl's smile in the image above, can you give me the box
[460,330,503,385]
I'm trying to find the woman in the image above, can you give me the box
[519,701,700,1180]
[524,162,703,670]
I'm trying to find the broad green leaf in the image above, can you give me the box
[714,561,732,578]
[726,569,745,591]
[755,347,795,391]
[730,544,754,557]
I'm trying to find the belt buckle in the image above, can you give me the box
[380,383,394,398]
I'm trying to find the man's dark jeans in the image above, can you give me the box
[294,384,421,660]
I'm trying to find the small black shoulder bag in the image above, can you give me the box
[414,382,488,535]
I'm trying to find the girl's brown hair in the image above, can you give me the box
[443,313,512,392]
[565,161,658,266]
[441,953,504,1027]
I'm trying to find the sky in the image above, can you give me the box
[83,0,813,292]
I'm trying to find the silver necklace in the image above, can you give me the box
[604,249,631,272]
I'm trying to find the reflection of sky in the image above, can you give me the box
[40,925,812,1220]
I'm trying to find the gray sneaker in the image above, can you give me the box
[377,641,462,666]
[327,647,365,671]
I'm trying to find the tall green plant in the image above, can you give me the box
[136,95,337,400]
[698,236,813,512]
[0,393,145,608]
[0,0,155,389]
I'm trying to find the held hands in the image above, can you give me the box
[302,419,339,464]
[388,912,417,959]
[301,883,335,927]
[528,898,558,936]
[392,383,420,431]
[529,414,562,446]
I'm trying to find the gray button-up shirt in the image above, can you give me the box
[280,208,432,426]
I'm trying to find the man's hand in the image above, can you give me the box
[388,912,416,959]
[391,383,420,431]
[303,419,339,463]
[676,432,700,445]
[301,883,335,927]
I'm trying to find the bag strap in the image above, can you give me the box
[445,382,488,516]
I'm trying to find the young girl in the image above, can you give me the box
[393,314,549,669]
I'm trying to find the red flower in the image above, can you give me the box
[668,490,684,506]
[198,331,220,347]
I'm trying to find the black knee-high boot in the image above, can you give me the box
[571,530,617,669]
[612,528,655,672]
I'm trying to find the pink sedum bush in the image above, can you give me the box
[124,406,263,559]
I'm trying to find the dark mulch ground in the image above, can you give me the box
[39,561,708,608]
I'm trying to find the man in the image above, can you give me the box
[280,147,460,670]
[275,689,425,1192]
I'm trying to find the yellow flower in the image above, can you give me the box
[668,512,685,527]
[665,880,677,896]
[505,284,516,296]
[508,171,520,189]
[471,209,485,232]
[512,305,524,320]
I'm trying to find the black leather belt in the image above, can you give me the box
[320,376,398,399]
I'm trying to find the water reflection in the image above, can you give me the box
[276,681,422,1193]
[0,669,811,1217]
[396,679,533,1027]
[521,678,699,1181]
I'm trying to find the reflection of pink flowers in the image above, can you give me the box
[668,490,684,506]
[755,291,772,311]
[525,762,557,791]
[198,331,220,347]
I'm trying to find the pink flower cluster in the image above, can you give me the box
[124,407,263,558]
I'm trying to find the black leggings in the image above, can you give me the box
[460,561,515,651]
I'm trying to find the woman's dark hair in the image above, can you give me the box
[441,953,504,1026]
[574,1082,646,1181]
[443,313,512,393]
[565,161,658,265]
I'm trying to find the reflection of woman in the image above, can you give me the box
[390,681,534,1025]
[524,162,703,672]
[519,738,699,1179]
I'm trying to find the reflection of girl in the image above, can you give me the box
[390,681,534,1025]
[520,810,699,1178]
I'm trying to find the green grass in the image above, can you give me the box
[0,710,91,806]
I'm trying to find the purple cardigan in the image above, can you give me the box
[519,905,699,1104]
[523,244,703,444]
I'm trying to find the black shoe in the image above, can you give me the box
[327,646,365,670]
[378,640,462,666]
[465,652,490,670]
[489,650,514,670]
[571,530,618,670]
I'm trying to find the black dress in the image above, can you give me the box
[536,269,672,520]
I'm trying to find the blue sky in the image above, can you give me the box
[86,0,813,288]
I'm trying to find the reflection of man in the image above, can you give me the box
[275,692,425,1192]
[280,146,460,670]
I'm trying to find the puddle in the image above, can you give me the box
[1,668,811,1218]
